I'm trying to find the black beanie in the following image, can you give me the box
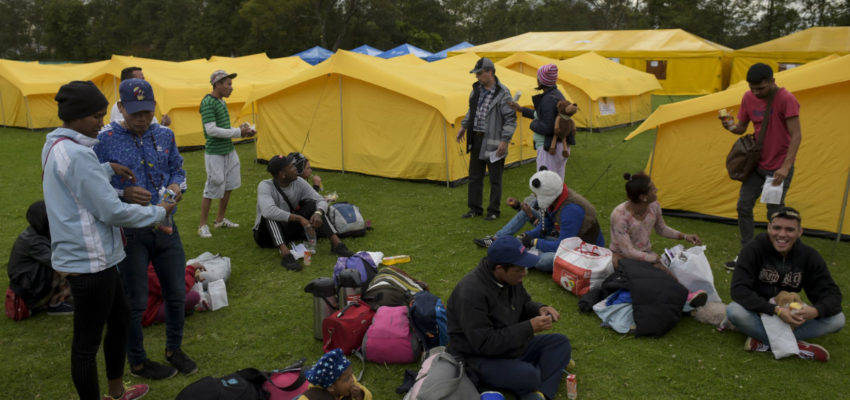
[55,80,109,122]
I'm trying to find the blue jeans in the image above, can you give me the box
[534,252,556,272]
[495,209,542,238]
[737,166,794,247]
[726,301,845,343]
[119,223,187,365]
[477,334,571,399]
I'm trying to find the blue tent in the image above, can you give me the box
[350,45,383,56]
[377,44,433,59]
[295,46,333,65]
[424,41,474,62]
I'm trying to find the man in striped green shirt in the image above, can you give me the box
[197,70,256,238]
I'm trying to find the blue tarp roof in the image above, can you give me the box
[294,46,333,65]
[424,42,474,62]
[377,44,433,59]
[350,45,383,56]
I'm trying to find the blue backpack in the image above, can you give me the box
[409,291,448,351]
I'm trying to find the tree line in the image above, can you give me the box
[1,0,848,62]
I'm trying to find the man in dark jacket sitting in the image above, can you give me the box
[727,207,844,362]
[446,236,571,400]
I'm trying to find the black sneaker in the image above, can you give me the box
[281,253,302,271]
[724,260,737,271]
[332,242,355,257]
[461,210,482,218]
[129,359,178,380]
[46,301,74,315]
[473,235,495,248]
[166,348,198,375]
[483,213,499,221]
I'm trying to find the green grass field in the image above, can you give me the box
[1,117,847,399]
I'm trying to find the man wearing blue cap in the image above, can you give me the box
[95,78,196,380]
[446,236,571,400]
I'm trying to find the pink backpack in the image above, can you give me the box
[361,306,421,364]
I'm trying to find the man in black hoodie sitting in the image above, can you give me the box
[727,207,844,362]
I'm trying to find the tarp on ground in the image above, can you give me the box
[625,54,850,236]
[94,54,310,147]
[246,50,543,184]
[452,30,732,95]
[730,26,850,85]
[497,52,661,129]
[377,44,433,60]
[0,59,109,128]
[350,45,383,56]
[295,46,334,65]
[425,42,474,62]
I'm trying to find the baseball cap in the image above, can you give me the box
[470,57,495,74]
[487,236,539,268]
[266,154,293,175]
[118,78,156,114]
[210,69,237,86]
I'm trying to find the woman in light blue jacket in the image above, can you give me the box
[42,81,173,400]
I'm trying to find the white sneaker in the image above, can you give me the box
[214,218,239,228]
[198,225,212,238]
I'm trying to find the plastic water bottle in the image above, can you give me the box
[303,226,317,253]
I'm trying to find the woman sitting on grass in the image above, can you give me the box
[609,171,707,307]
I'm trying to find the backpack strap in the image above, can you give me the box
[41,136,78,181]
[266,358,308,391]
[754,87,777,148]
[272,181,298,212]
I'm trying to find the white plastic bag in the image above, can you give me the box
[186,252,231,290]
[667,246,721,303]
[760,176,784,204]
[207,279,229,311]
[760,314,798,359]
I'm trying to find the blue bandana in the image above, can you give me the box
[304,349,351,388]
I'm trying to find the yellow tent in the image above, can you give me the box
[730,26,850,85]
[95,54,310,148]
[0,59,108,129]
[247,50,541,184]
[497,52,661,130]
[452,30,732,95]
[625,54,850,236]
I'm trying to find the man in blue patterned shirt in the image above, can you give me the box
[95,79,197,380]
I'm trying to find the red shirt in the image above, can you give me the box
[737,87,800,171]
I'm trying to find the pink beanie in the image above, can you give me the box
[537,64,558,87]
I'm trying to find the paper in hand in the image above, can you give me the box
[489,151,506,163]
[513,90,522,102]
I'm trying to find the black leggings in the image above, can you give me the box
[254,200,337,248]
[67,267,130,400]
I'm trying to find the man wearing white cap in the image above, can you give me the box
[197,70,256,238]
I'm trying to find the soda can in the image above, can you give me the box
[303,250,312,266]
[566,373,577,399]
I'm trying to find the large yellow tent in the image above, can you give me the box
[497,52,661,130]
[453,30,732,95]
[625,54,850,236]
[730,26,850,85]
[247,50,541,184]
[0,60,108,129]
[92,54,310,148]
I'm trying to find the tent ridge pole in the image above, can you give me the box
[835,169,850,242]
[339,75,344,173]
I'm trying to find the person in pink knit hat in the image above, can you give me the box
[509,64,577,180]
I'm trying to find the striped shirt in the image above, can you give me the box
[200,94,235,155]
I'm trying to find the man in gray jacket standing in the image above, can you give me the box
[456,57,517,221]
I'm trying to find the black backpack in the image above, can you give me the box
[176,368,268,400]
